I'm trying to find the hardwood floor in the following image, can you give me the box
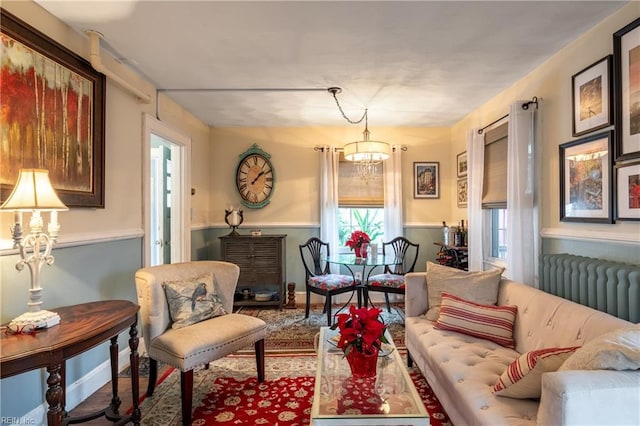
[67,360,172,424]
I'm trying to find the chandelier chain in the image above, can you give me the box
[330,90,368,125]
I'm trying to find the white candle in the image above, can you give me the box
[230,210,239,226]
[50,210,58,226]
[14,211,22,226]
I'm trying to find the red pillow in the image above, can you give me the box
[494,346,580,398]
[434,292,517,348]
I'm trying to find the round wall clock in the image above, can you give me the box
[235,143,275,209]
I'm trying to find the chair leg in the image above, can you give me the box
[255,339,265,382]
[326,295,332,325]
[146,358,158,397]
[362,286,368,308]
[180,370,194,426]
[384,293,391,312]
[305,289,311,319]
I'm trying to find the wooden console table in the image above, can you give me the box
[0,300,140,425]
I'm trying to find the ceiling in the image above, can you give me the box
[36,1,627,128]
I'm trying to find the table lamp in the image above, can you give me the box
[1,169,68,328]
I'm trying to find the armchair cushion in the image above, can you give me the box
[162,272,227,329]
[149,312,267,371]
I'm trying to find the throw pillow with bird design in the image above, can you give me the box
[162,272,227,329]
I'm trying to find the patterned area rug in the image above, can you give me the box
[137,353,452,426]
[237,304,406,353]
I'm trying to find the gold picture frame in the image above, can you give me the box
[0,9,106,207]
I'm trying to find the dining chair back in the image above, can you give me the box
[365,236,420,312]
[299,237,358,325]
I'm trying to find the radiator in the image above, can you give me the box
[539,253,640,323]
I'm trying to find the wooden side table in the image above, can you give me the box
[0,300,140,425]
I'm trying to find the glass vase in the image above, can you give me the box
[345,348,378,378]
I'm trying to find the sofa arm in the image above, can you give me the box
[538,370,640,426]
[405,272,428,318]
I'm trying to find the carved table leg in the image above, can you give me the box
[109,336,122,413]
[46,363,64,426]
[129,319,141,424]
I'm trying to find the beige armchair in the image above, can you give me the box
[135,261,266,425]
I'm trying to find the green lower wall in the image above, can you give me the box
[0,238,142,419]
[542,238,640,265]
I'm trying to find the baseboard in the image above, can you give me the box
[23,338,145,423]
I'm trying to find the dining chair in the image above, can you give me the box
[365,236,420,312]
[299,237,358,325]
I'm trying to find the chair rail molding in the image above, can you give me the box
[0,228,144,254]
[540,227,640,245]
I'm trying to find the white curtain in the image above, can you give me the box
[320,146,340,268]
[466,128,485,271]
[506,101,536,284]
[383,145,403,241]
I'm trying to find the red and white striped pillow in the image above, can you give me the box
[494,346,580,398]
[433,292,517,348]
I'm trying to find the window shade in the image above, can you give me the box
[482,122,508,209]
[338,153,384,207]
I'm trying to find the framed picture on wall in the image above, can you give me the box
[457,178,468,207]
[571,55,612,137]
[0,9,106,208]
[613,17,640,161]
[559,131,613,223]
[456,151,468,177]
[413,162,439,199]
[614,160,640,221]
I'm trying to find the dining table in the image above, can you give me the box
[325,253,402,311]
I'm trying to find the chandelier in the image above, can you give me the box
[328,87,390,181]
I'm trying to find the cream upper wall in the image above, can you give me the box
[210,126,455,228]
[0,1,212,243]
[451,2,640,244]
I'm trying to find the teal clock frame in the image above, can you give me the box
[236,143,275,209]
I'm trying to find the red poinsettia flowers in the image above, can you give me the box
[331,305,389,356]
[345,230,371,250]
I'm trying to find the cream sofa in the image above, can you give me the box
[405,272,639,426]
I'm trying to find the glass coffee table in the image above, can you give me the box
[311,327,429,425]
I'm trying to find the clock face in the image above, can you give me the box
[235,153,274,208]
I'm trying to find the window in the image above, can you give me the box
[483,123,508,262]
[337,154,384,251]
[338,208,384,249]
[490,209,507,259]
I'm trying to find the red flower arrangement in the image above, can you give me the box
[345,230,371,250]
[330,305,389,356]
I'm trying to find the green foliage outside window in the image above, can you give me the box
[338,208,384,250]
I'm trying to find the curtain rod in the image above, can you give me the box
[477,96,539,134]
[314,146,407,152]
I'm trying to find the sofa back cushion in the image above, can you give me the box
[497,279,632,354]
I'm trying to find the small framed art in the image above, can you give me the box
[571,55,612,137]
[457,178,468,207]
[456,151,468,177]
[614,161,640,221]
[613,17,640,160]
[413,162,439,199]
[559,131,613,223]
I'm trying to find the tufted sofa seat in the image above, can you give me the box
[405,274,638,426]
